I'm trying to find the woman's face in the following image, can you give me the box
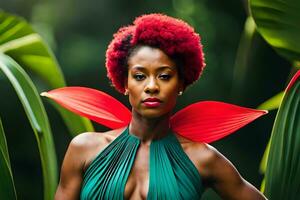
[126,46,183,119]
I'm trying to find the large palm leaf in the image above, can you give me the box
[263,70,300,199]
[249,0,300,112]
[249,0,300,182]
[0,53,57,200]
[0,11,94,199]
[0,11,93,136]
[249,0,300,63]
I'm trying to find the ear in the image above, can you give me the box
[124,77,128,90]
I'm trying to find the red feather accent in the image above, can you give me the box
[41,87,267,143]
[170,101,268,143]
[41,87,131,129]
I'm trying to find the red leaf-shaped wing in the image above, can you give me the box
[170,101,267,143]
[41,87,131,129]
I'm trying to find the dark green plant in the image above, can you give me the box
[264,70,300,199]
[248,0,300,197]
[0,117,17,199]
[0,11,93,200]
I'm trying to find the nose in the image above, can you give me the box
[144,77,159,94]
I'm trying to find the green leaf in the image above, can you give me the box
[294,61,300,69]
[258,91,284,175]
[258,91,284,111]
[0,117,17,200]
[259,139,270,174]
[0,11,64,87]
[263,70,300,199]
[0,10,94,135]
[231,16,256,96]
[249,0,300,62]
[0,53,57,200]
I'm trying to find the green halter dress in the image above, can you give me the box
[80,126,203,199]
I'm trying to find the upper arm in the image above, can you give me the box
[55,133,90,200]
[202,145,266,200]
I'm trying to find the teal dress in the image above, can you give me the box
[80,126,203,199]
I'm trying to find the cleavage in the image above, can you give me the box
[124,143,150,200]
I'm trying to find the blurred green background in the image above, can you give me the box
[0,0,291,199]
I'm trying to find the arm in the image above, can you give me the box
[202,145,267,200]
[55,134,89,200]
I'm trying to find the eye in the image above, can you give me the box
[159,74,171,80]
[133,74,145,81]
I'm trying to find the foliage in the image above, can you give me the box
[0,11,93,199]
[249,0,300,197]
[258,91,284,111]
[249,0,300,109]
[0,53,57,199]
[0,11,94,136]
[250,0,300,62]
[264,71,300,199]
[0,117,17,200]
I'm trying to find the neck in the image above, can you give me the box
[129,109,171,145]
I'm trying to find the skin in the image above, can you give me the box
[55,46,267,200]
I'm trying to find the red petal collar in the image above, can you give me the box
[41,87,267,143]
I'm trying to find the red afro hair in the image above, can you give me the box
[105,13,205,93]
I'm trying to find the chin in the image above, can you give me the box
[138,109,171,119]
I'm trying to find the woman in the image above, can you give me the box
[51,14,267,199]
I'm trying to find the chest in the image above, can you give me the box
[124,145,150,200]
[80,132,203,200]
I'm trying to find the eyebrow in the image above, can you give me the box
[131,66,175,71]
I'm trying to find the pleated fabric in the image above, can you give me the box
[80,126,203,200]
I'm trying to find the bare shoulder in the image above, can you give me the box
[175,134,226,181]
[55,128,127,199]
[70,126,126,151]
[186,142,224,167]
[175,135,266,199]
[176,134,219,163]
[68,126,127,171]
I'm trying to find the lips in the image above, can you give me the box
[142,97,162,103]
[142,97,162,108]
